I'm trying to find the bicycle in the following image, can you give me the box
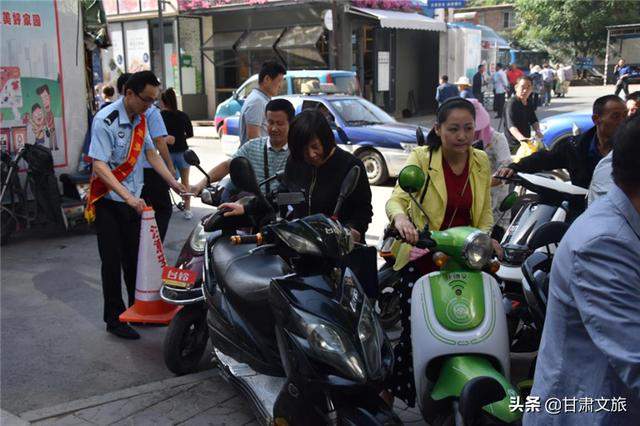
[1,146,39,244]
[1,144,86,245]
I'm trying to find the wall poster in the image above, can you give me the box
[0,0,68,167]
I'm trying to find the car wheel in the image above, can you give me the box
[356,149,389,186]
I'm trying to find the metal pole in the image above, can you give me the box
[331,0,339,69]
[604,28,610,86]
[158,0,166,87]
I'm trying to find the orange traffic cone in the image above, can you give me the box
[119,207,180,324]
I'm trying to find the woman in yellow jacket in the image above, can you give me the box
[383,97,496,407]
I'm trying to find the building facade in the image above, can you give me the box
[101,0,208,118]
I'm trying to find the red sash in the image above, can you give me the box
[84,114,146,222]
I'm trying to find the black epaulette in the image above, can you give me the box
[103,110,119,126]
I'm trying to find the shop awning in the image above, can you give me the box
[236,28,285,50]
[276,26,326,66]
[350,7,446,32]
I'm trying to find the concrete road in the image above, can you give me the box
[0,84,614,423]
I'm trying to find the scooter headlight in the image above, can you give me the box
[189,222,208,254]
[358,299,385,376]
[273,228,322,256]
[462,231,493,270]
[292,307,366,382]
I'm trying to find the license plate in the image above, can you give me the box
[162,267,196,289]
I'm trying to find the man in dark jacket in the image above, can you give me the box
[472,64,485,103]
[435,75,460,106]
[495,95,627,190]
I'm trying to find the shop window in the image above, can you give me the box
[150,19,178,90]
[178,17,203,94]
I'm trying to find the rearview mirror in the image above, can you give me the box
[499,192,518,212]
[332,166,361,217]
[571,122,580,136]
[398,165,425,194]
[183,149,200,166]
[229,156,260,195]
[416,128,425,146]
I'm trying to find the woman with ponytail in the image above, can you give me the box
[383,97,496,407]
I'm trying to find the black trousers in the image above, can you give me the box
[614,79,629,98]
[95,198,141,325]
[141,168,172,242]
[495,93,506,118]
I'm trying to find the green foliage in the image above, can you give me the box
[513,0,640,58]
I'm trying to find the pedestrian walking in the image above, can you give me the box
[86,71,186,340]
[506,63,523,98]
[472,64,485,103]
[160,88,194,219]
[492,63,509,119]
[239,60,286,145]
[540,63,555,106]
[435,75,460,106]
[525,115,640,425]
[614,58,632,98]
[529,65,543,110]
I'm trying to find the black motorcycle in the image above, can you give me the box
[202,156,400,425]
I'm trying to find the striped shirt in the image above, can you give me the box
[232,136,289,194]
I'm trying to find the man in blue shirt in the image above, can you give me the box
[435,75,459,106]
[192,99,295,196]
[89,71,185,339]
[525,116,640,425]
[614,58,633,98]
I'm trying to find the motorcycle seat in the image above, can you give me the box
[212,238,290,307]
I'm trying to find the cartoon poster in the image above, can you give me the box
[0,0,67,168]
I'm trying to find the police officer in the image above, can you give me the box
[88,71,186,339]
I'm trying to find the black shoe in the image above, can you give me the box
[107,323,140,340]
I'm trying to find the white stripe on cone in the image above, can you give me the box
[135,208,167,302]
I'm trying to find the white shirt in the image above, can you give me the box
[588,151,613,205]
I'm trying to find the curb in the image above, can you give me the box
[19,369,219,423]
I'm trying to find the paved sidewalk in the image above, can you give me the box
[8,367,424,425]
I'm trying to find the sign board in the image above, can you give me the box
[110,25,125,74]
[377,51,390,92]
[124,21,151,73]
[0,0,68,167]
[162,266,197,289]
[427,0,467,8]
[575,57,594,70]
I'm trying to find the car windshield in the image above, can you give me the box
[328,98,395,126]
[332,75,360,95]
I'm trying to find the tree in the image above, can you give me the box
[513,0,640,59]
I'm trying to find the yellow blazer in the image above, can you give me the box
[385,146,494,270]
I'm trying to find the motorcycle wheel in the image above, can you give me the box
[163,305,208,375]
[376,265,402,330]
